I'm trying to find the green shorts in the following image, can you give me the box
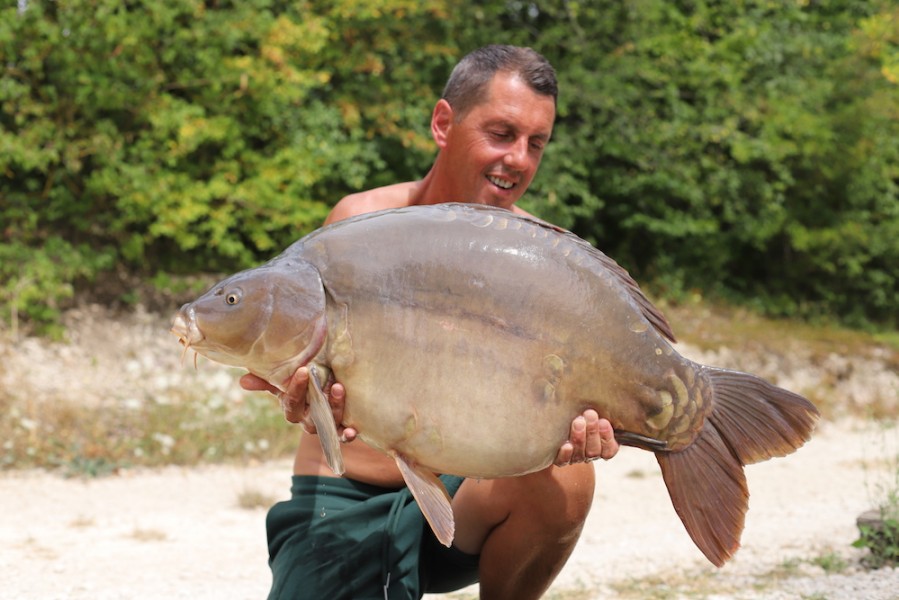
[266,474,479,599]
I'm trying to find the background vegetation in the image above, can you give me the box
[2,0,898,334]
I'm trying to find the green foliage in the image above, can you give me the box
[854,508,899,569]
[0,238,113,337]
[854,423,899,568]
[810,551,850,573]
[1,0,454,332]
[2,0,898,332]
[521,0,899,327]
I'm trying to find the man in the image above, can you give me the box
[242,45,620,599]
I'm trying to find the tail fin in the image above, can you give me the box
[656,368,820,566]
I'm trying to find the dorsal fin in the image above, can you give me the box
[588,247,677,343]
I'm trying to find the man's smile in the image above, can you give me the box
[487,174,515,190]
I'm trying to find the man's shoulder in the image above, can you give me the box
[326,182,420,224]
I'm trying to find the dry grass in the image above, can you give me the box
[663,300,899,356]
[0,300,895,476]
[129,527,168,542]
[68,515,96,528]
[663,300,899,421]
[0,386,299,476]
[607,548,853,599]
[237,486,279,510]
[439,589,595,600]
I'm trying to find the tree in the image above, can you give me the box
[2,0,897,332]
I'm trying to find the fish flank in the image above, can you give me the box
[359,295,544,344]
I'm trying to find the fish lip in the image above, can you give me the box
[170,310,205,346]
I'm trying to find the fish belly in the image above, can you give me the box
[304,203,706,475]
[332,301,573,477]
[324,304,689,478]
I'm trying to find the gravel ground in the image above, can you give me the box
[1,421,897,599]
[1,306,898,599]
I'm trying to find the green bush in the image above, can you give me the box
[0,238,113,338]
[2,0,897,333]
[524,1,899,326]
[1,0,454,333]
[854,508,899,569]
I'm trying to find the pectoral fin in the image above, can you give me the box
[393,454,455,547]
[307,363,345,476]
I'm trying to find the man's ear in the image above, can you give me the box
[431,99,454,149]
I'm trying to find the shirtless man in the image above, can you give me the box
[243,45,620,600]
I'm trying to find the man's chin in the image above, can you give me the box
[474,189,520,209]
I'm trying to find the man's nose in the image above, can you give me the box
[503,137,529,170]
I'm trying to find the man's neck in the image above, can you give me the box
[406,166,447,207]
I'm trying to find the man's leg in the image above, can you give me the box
[450,462,596,599]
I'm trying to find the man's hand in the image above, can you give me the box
[554,409,618,466]
[239,368,358,442]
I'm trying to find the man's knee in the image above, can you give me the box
[551,463,595,529]
[516,463,595,532]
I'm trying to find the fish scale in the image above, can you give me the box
[172,202,819,568]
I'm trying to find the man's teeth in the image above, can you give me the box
[487,175,514,190]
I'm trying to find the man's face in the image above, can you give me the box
[439,71,555,209]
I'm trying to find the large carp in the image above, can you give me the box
[171,203,819,567]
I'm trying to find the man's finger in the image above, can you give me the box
[285,366,310,393]
[582,410,603,459]
[240,373,277,394]
[340,426,358,444]
[554,441,574,466]
[329,383,346,421]
[280,390,306,424]
[568,415,587,462]
[281,366,311,424]
[597,418,619,460]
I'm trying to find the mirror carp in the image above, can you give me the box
[172,203,820,567]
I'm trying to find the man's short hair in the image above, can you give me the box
[441,45,558,120]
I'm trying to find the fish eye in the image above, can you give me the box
[225,290,242,305]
